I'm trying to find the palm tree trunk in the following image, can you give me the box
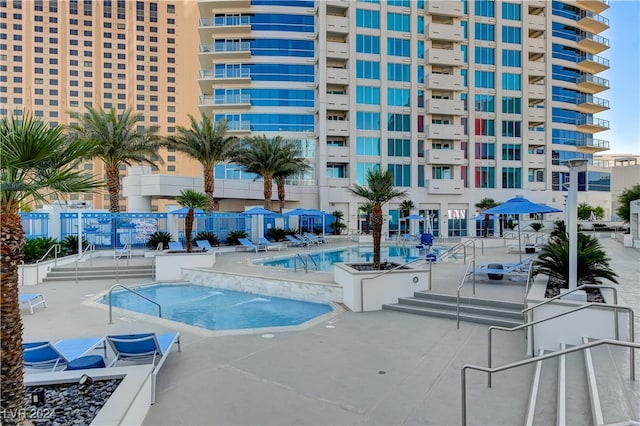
[185,210,194,252]
[1,211,26,425]
[372,205,383,269]
[276,178,285,212]
[106,165,121,213]
[483,214,490,237]
[262,175,273,210]
[203,168,217,212]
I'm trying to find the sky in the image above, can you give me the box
[599,0,640,154]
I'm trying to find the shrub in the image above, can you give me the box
[530,222,544,232]
[62,235,88,255]
[592,223,607,229]
[146,231,172,249]
[265,227,287,242]
[195,231,220,247]
[313,226,323,235]
[23,237,59,263]
[225,230,248,246]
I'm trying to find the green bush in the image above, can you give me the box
[265,227,287,242]
[225,230,248,246]
[62,235,88,254]
[530,222,544,232]
[146,231,172,249]
[195,231,220,247]
[23,237,59,263]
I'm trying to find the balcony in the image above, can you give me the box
[425,99,465,115]
[426,48,463,66]
[226,120,252,134]
[527,131,546,147]
[576,116,609,133]
[528,61,545,76]
[425,179,464,194]
[425,124,465,140]
[576,138,609,153]
[198,0,250,15]
[576,32,609,55]
[576,74,609,94]
[525,152,546,168]
[576,54,609,74]
[575,0,609,14]
[527,38,546,54]
[425,73,464,91]
[326,94,349,110]
[527,84,546,99]
[426,23,464,42]
[426,1,464,17]
[326,41,349,60]
[326,15,348,35]
[325,119,349,136]
[199,94,251,110]
[326,145,350,160]
[326,67,349,86]
[577,12,609,34]
[199,41,251,59]
[198,16,251,39]
[424,149,465,165]
[528,107,546,125]
[326,0,349,10]
[528,15,545,33]
[198,68,250,92]
[576,95,609,113]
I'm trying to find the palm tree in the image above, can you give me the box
[475,198,498,237]
[348,169,407,269]
[163,114,239,212]
[359,202,375,235]
[1,113,101,424]
[233,135,302,210]
[534,221,618,286]
[330,210,346,235]
[175,189,208,253]
[273,146,310,212]
[67,106,161,212]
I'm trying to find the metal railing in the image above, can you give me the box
[438,239,480,263]
[488,302,634,387]
[461,339,640,426]
[456,259,478,329]
[35,244,62,283]
[108,284,161,324]
[74,243,95,285]
[293,253,318,273]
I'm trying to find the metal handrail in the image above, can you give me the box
[359,255,434,313]
[35,244,62,283]
[306,254,318,271]
[438,239,477,263]
[488,303,634,387]
[461,339,640,426]
[294,253,307,272]
[456,259,477,329]
[108,283,162,324]
[75,243,95,285]
[521,262,536,306]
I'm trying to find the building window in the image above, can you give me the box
[501,120,521,137]
[474,23,495,41]
[474,119,495,136]
[475,70,495,89]
[474,94,495,112]
[502,144,522,160]
[475,0,495,17]
[356,9,380,29]
[475,166,495,188]
[502,167,521,188]
[502,73,521,90]
[502,26,522,44]
[502,2,521,20]
[474,46,494,65]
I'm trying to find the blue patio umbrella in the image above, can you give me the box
[241,207,278,216]
[483,197,562,261]
[405,214,426,220]
[283,208,328,235]
[282,208,310,217]
[168,207,206,216]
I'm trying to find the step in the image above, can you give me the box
[586,337,640,424]
[412,291,525,311]
[524,349,547,426]
[395,296,524,320]
[49,265,153,273]
[531,349,558,426]
[563,344,592,425]
[42,272,153,282]
[381,304,523,328]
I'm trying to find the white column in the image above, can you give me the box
[562,159,588,291]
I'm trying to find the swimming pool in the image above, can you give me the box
[102,284,333,331]
[253,245,448,271]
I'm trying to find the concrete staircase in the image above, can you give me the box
[525,338,639,425]
[42,263,154,282]
[382,291,525,328]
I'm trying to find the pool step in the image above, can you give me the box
[43,264,154,282]
[382,291,524,328]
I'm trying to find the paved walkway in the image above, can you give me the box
[20,237,639,425]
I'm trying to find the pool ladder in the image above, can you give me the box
[293,253,318,273]
[108,283,162,324]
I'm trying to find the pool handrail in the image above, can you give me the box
[456,259,477,329]
[108,284,162,324]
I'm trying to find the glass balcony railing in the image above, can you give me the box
[577,116,609,128]
[578,138,609,149]
[578,32,610,47]
[581,11,609,27]
[580,53,609,68]
[199,15,250,27]
[227,120,251,131]
[199,68,251,79]
[199,41,251,53]
[579,95,609,108]
[199,94,251,106]
[577,74,610,87]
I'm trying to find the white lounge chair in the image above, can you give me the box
[106,332,181,404]
[238,238,267,252]
[19,293,47,314]
[258,237,285,251]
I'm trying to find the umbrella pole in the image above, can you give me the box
[518,215,522,263]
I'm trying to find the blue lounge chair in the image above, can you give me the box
[23,337,105,371]
[238,237,267,252]
[195,240,214,251]
[168,241,184,251]
[474,256,536,280]
[285,234,307,247]
[303,232,326,245]
[258,237,285,251]
[296,234,318,246]
[19,293,47,314]
[106,332,181,404]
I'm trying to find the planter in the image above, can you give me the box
[525,245,536,254]
[334,262,429,312]
[154,251,216,281]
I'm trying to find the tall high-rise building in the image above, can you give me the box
[1,0,200,211]
[196,0,613,236]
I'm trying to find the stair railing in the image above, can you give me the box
[35,244,62,283]
[522,284,619,350]
[456,260,477,329]
[487,302,634,387]
[108,283,161,324]
[437,239,479,263]
[294,253,307,272]
[461,339,640,426]
[74,243,95,285]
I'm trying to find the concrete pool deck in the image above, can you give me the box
[20,237,639,425]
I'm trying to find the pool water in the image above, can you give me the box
[102,284,333,331]
[254,245,447,271]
